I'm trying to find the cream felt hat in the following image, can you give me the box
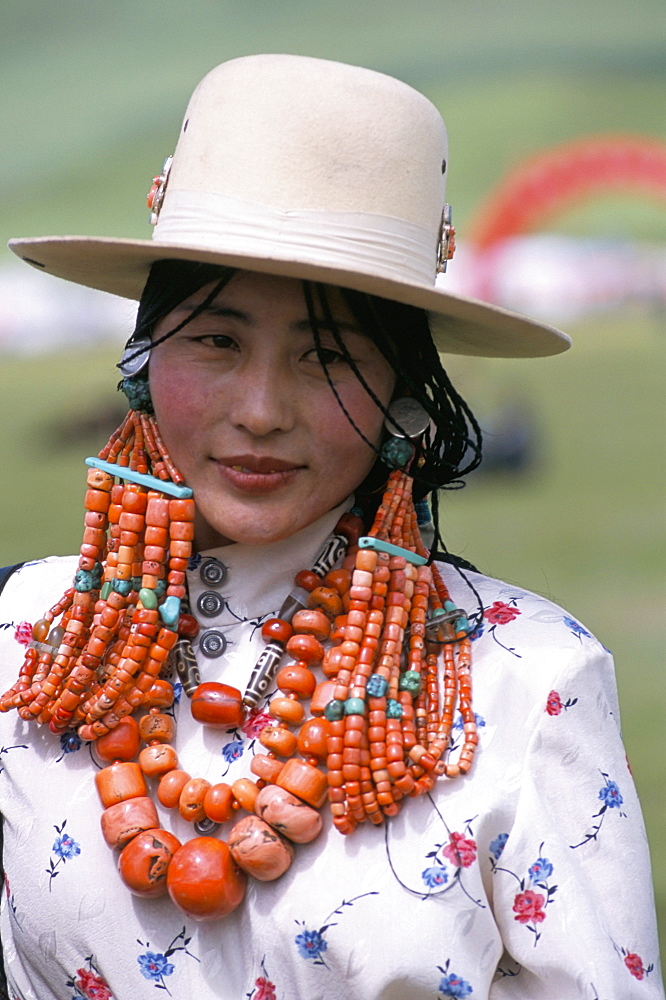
[9,53,569,358]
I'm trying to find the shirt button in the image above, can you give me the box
[197,590,224,618]
[199,557,228,587]
[199,629,228,658]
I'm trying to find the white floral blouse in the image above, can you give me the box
[0,503,662,1000]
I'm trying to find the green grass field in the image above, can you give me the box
[0,307,664,956]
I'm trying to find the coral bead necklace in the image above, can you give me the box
[0,401,475,921]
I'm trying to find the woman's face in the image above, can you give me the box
[149,271,396,548]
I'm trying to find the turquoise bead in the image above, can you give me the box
[73,569,95,592]
[120,375,153,414]
[366,674,388,698]
[398,670,422,695]
[358,536,428,567]
[112,579,132,595]
[100,581,112,600]
[159,595,181,628]
[380,437,414,470]
[324,699,345,722]
[455,616,470,634]
[344,697,366,716]
[138,587,158,610]
[155,579,167,599]
[85,457,193,499]
[386,699,403,719]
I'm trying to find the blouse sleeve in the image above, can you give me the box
[488,640,663,999]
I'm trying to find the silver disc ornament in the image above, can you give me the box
[384,398,430,439]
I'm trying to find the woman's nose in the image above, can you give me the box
[228,359,296,437]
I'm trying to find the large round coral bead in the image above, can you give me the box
[166,837,247,921]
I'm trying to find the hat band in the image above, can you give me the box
[153,190,438,286]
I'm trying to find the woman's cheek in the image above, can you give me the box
[150,370,203,461]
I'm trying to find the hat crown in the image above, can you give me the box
[165,54,447,233]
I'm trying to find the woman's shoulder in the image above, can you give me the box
[440,563,601,639]
[438,561,616,696]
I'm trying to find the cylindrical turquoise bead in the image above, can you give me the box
[344,697,366,716]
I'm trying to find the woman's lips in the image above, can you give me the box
[213,456,304,494]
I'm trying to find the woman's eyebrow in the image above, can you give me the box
[177,302,249,322]
[175,302,363,335]
[293,318,364,335]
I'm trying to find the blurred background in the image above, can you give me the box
[1,0,664,960]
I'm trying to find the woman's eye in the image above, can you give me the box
[302,346,347,366]
[196,334,236,350]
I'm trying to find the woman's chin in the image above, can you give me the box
[193,505,315,550]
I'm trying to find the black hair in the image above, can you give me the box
[125,259,483,557]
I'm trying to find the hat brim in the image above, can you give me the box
[9,234,570,358]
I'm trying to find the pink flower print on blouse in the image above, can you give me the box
[241,708,273,740]
[484,601,521,625]
[619,945,656,982]
[493,842,558,945]
[13,621,32,646]
[545,690,577,715]
[66,958,114,1000]
[483,600,523,657]
[513,889,547,924]
[625,953,646,980]
[252,976,277,1000]
[75,968,113,1000]
[420,818,486,908]
[442,831,477,868]
[546,690,563,715]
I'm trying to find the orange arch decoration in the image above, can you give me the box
[467,135,666,251]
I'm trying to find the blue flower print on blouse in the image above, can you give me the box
[489,833,509,861]
[452,711,485,733]
[562,615,592,641]
[221,738,245,772]
[136,928,199,994]
[55,730,82,762]
[598,779,623,810]
[138,951,175,981]
[295,928,328,963]
[571,771,627,849]
[422,866,449,888]
[294,893,377,970]
[528,856,554,882]
[437,960,473,997]
[47,820,81,890]
[53,832,80,861]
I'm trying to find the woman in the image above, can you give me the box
[0,54,661,999]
